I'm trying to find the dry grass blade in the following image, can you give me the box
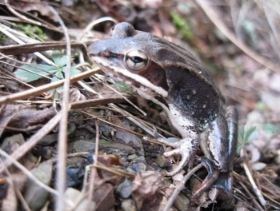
[47,6,71,211]
[162,164,203,211]
[70,97,125,109]
[0,111,61,173]
[242,162,267,207]
[102,80,147,116]
[3,163,32,211]
[238,179,264,211]
[80,17,117,41]
[0,150,58,197]
[4,0,42,26]
[0,41,89,61]
[195,0,280,73]
[80,110,145,137]
[88,120,100,203]
[92,75,147,116]
[0,23,54,65]
[0,67,99,105]
[111,104,166,138]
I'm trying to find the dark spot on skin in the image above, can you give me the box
[166,66,221,129]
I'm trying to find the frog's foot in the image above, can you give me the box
[192,158,219,200]
[158,138,199,176]
[208,173,233,200]
[192,159,233,201]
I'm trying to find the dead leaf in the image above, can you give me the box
[0,104,55,132]
[90,169,116,211]
[1,134,25,154]
[132,171,163,210]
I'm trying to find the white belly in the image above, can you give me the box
[168,104,197,140]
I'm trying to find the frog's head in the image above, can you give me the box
[89,22,190,94]
[89,22,215,97]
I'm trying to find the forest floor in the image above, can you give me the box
[0,0,280,210]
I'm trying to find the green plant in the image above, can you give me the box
[16,24,47,41]
[170,11,193,41]
[237,126,256,154]
[15,53,80,83]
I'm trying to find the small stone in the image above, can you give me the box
[72,140,95,152]
[24,161,53,211]
[121,199,137,211]
[65,188,96,211]
[117,179,133,198]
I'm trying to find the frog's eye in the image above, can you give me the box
[124,50,149,71]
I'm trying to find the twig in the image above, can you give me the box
[0,23,54,65]
[79,17,117,41]
[162,164,203,211]
[0,111,62,173]
[70,97,124,109]
[242,162,267,207]
[80,110,144,137]
[4,0,43,26]
[49,6,71,211]
[94,120,100,165]
[238,180,264,211]
[195,0,280,73]
[111,105,166,139]
[0,41,90,61]
[0,67,99,104]
[88,120,100,202]
[3,165,32,211]
[94,163,135,178]
[102,79,147,116]
[0,150,58,197]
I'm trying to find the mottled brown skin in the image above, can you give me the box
[89,22,238,199]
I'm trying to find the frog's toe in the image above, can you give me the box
[165,151,190,176]
[164,148,181,157]
[164,138,199,176]
[157,137,181,147]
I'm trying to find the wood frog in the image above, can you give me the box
[88,22,238,199]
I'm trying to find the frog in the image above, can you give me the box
[88,22,238,200]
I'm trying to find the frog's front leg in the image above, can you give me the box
[158,136,199,176]
[158,104,201,176]
[136,89,200,175]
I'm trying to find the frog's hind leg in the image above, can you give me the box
[192,168,232,202]
[211,106,238,199]
[192,107,238,200]
[225,106,238,171]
